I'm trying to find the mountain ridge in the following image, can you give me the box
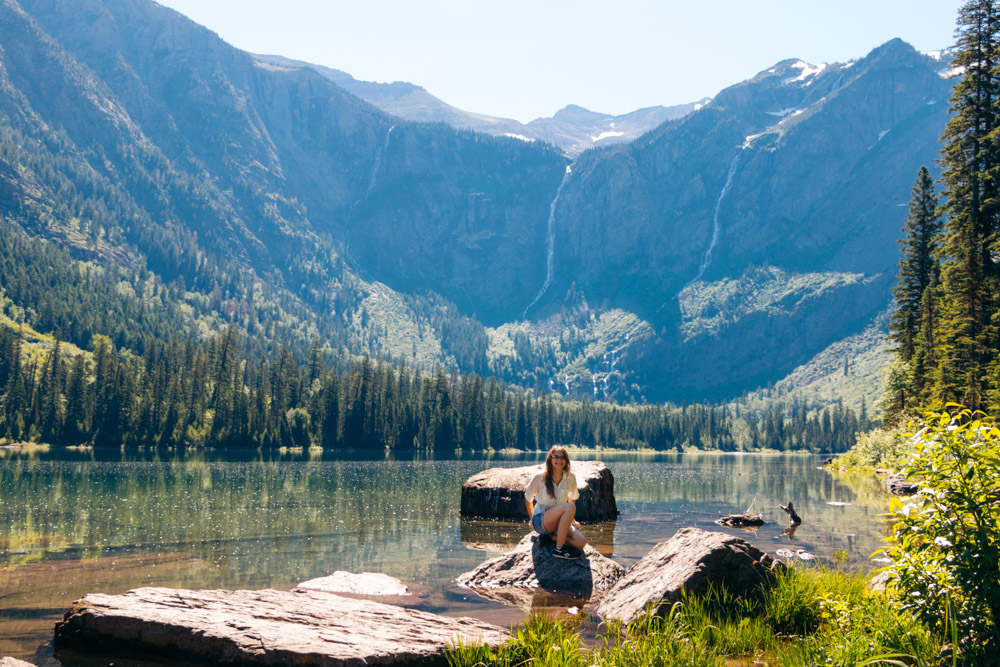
[252,52,706,155]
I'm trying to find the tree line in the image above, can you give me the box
[0,326,870,452]
[885,0,1000,418]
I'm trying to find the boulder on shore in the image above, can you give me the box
[460,461,618,522]
[456,532,625,611]
[594,527,781,624]
[54,587,508,666]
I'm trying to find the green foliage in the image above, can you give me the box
[885,407,1000,656]
[448,568,942,667]
[836,423,915,470]
[777,591,939,667]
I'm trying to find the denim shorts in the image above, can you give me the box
[531,508,549,536]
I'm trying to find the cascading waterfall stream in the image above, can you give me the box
[657,135,758,313]
[677,142,745,296]
[522,163,573,319]
[345,125,395,274]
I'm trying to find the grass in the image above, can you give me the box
[446,567,945,667]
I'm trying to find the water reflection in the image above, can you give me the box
[0,450,890,665]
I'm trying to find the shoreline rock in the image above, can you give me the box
[460,461,618,522]
[55,586,508,666]
[456,532,625,611]
[594,527,781,624]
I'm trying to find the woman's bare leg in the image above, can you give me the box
[542,503,576,548]
[566,525,587,549]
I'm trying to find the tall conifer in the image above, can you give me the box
[936,0,1000,409]
[885,167,942,419]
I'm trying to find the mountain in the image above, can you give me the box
[253,53,703,154]
[0,0,956,407]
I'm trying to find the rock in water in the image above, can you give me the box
[456,533,625,610]
[594,527,781,624]
[885,473,919,496]
[1,658,37,667]
[460,461,618,522]
[54,587,508,666]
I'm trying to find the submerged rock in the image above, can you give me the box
[55,586,508,666]
[594,527,781,624]
[456,532,625,611]
[460,461,618,522]
[885,473,919,496]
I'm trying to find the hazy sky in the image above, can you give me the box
[157,0,964,123]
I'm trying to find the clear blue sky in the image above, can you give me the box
[157,0,964,123]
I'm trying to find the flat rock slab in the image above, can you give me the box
[1,658,37,667]
[295,571,431,608]
[460,461,618,522]
[594,527,780,624]
[456,533,624,611]
[55,587,509,666]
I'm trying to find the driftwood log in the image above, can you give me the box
[715,495,764,528]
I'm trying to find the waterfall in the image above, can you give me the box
[522,164,572,319]
[351,125,395,216]
[345,125,395,274]
[677,146,743,296]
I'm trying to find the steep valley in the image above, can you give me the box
[0,0,956,407]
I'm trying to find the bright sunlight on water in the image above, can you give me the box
[0,448,891,665]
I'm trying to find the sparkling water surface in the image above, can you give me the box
[0,448,890,665]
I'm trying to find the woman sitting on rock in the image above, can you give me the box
[525,445,588,559]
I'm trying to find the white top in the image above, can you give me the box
[525,471,579,513]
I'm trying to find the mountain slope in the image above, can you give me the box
[0,0,955,406]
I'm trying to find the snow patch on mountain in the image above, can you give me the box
[591,130,625,142]
[784,61,827,84]
[766,108,800,117]
[940,65,965,79]
[504,133,535,142]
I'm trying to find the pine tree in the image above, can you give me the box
[885,166,942,419]
[936,0,1000,409]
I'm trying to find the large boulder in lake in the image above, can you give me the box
[594,527,781,624]
[456,532,625,610]
[460,461,618,522]
[54,587,508,666]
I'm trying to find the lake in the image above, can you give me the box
[0,448,890,665]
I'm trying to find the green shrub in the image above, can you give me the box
[885,406,1000,659]
[838,422,914,470]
